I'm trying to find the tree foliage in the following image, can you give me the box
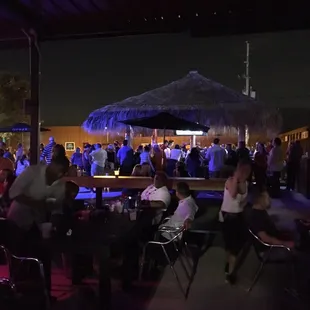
[0,72,29,126]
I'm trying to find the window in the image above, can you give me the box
[301,131,309,139]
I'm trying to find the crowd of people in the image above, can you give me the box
[0,134,308,304]
[66,136,304,199]
[0,135,305,200]
[0,138,200,304]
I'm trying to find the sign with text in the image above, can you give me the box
[175,130,204,136]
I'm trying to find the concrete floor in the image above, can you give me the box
[50,190,310,310]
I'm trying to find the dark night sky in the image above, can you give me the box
[0,30,309,126]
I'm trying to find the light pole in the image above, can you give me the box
[239,41,256,146]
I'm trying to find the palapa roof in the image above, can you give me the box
[83,71,281,135]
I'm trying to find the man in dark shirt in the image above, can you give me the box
[236,141,250,162]
[225,144,238,167]
[247,190,294,255]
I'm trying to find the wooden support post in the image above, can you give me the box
[29,31,40,165]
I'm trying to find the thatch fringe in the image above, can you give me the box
[83,71,281,135]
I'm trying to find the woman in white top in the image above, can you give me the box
[219,160,251,285]
[15,154,30,176]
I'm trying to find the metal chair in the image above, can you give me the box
[0,278,17,309]
[0,245,17,309]
[139,224,192,297]
[247,229,295,293]
[0,245,51,310]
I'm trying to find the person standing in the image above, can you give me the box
[286,140,303,191]
[219,160,251,285]
[205,138,226,178]
[268,137,283,197]
[106,144,116,171]
[253,143,268,190]
[71,147,84,169]
[139,145,154,171]
[236,141,251,162]
[40,137,56,164]
[1,142,14,162]
[89,143,107,176]
[7,157,70,298]
[225,144,238,168]
[15,143,24,162]
[117,140,134,176]
[15,154,30,176]
[166,144,183,176]
[163,140,174,160]
[82,144,91,176]
[185,147,201,177]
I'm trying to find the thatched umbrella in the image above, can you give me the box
[83,71,281,137]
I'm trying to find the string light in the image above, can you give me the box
[195,13,199,17]
[161,16,164,20]
[178,15,181,18]
[144,18,147,21]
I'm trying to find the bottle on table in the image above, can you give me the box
[135,192,141,209]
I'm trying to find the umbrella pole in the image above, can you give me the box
[162,128,166,169]
[163,128,166,145]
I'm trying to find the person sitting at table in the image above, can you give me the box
[132,164,143,176]
[160,182,198,240]
[173,161,189,177]
[141,162,152,177]
[122,164,150,197]
[0,169,16,216]
[247,188,295,254]
[6,157,70,301]
[141,171,171,225]
[0,149,14,173]
[52,144,67,161]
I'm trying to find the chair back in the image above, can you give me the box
[248,229,271,260]
[158,225,185,243]
[0,246,17,309]
[0,278,17,309]
[0,218,9,247]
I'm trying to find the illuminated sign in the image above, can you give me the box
[175,130,204,136]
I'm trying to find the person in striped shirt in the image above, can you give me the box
[40,137,56,164]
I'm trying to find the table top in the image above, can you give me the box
[64,176,226,191]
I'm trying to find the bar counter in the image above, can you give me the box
[64,176,226,191]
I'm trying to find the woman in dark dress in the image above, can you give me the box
[253,143,268,190]
[185,147,201,177]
